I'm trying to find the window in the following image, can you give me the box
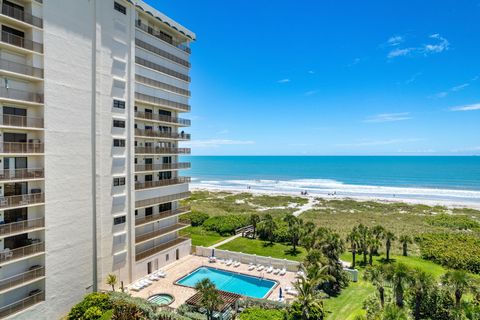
[113,100,125,109]
[113,139,125,147]
[145,207,153,216]
[114,216,126,225]
[166,254,169,261]
[113,177,126,186]
[135,210,138,216]
[114,1,126,14]
[159,202,172,212]
[113,120,125,128]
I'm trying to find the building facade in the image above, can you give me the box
[0,0,194,318]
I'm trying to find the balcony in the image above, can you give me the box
[135,74,190,97]
[135,38,190,68]
[0,193,44,210]
[0,87,44,104]
[0,266,45,293]
[135,92,190,112]
[135,207,190,227]
[0,218,44,238]
[0,142,44,154]
[135,146,190,155]
[135,177,191,190]
[135,20,191,54]
[135,111,190,126]
[136,223,189,244]
[135,162,191,172]
[0,59,43,78]
[1,31,43,53]
[135,191,190,209]
[0,242,45,265]
[134,128,190,140]
[136,236,190,261]
[1,3,43,28]
[1,114,43,129]
[0,168,44,182]
[0,290,44,318]
[136,57,190,82]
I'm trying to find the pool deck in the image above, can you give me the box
[130,255,297,308]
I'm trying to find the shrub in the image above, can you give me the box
[426,214,480,230]
[203,215,249,235]
[238,297,287,310]
[68,292,112,320]
[418,233,480,273]
[239,308,285,320]
[257,219,289,243]
[109,292,157,319]
[182,211,209,226]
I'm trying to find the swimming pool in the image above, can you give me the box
[176,267,277,299]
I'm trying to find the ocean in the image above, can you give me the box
[180,156,480,206]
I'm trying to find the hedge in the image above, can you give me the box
[203,215,249,235]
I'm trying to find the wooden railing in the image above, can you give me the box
[135,207,190,226]
[0,59,43,78]
[135,20,191,54]
[135,177,191,190]
[135,191,191,209]
[134,111,190,126]
[0,217,44,237]
[134,146,190,155]
[1,3,43,28]
[0,142,44,154]
[0,267,45,292]
[1,114,43,128]
[136,237,190,261]
[1,31,43,53]
[134,129,190,140]
[0,290,45,318]
[0,193,44,210]
[0,168,44,181]
[0,242,45,264]
[135,162,190,172]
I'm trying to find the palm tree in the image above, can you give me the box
[409,269,434,320]
[367,236,380,266]
[364,266,386,307]
[293,264,330,319]
[249,213,260,238]
[263,214,277,245]
[284,215,303,252]
[399,235,412,257]
[384,231,396,262]
[106,274,117,292]
[442,270,473,308]
[372,225,386,255]
[195,279,223,320]
[384,263,412,308]
[381,304,410,320]
[357,224,370,265]
[346,227,360,268]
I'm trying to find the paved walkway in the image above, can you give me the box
[209,233,243,248]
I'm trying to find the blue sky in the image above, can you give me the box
[146,0,480,156]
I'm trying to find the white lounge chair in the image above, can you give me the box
[273,268,280,275]
[248,263,255,271]
[226,259,233,266]
[257,265,264,271]
[279,268,287,276]
[266,266,273,273]
[148,274,159,281]
[155,271,166,278]
[129,284,141,292]
[208,256,217,263]
[233,261,240,267]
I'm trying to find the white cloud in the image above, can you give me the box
[388,48,414,58]
[387,35,404,46]
[435,91,448,98]
[185,139,255,148]
[277,78,290,84]
[308,70,315,74]
[436,82,471,98]
[338,138,423,147]
[304,90,318,96]
[364,112,411,123]
[423,34,449,54]
[451,83,470,91]
[450,103,480,111]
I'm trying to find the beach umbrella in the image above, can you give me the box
[279,287,283,299]
[211,248,215,257]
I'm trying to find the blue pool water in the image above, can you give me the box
[176,267,277,298]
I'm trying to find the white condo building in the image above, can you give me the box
[0,0,194,318]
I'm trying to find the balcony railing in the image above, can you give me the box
[135,74,190,97]
[135,38,190,68]
[135,92,190,112]
[0,142,44,154]
[136,223,190,244]
[0,242,45,264]
[135,177,191,190]
[1,114,43,128]
[135,207,190,226]
[1,31,43,53]
[0,290,45,318]
[135,191,190,209]
[0,193,44,210]
[0,87,44,103]
[135,111,190,126]
[1,3,43,28]
[0,266,45,292]
[0,59,44,78]
[135,146,190,155]
[134,129,191,140]
[0,168,44,182]
[135,162,191,172]
[0,218,45,238]
[136,236,190,261]
[135,20,191,54]
[136,56,190,82]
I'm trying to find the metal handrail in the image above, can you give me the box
[1,31,43,53]
[135,74,190,97]
[135,38,190,67]
[0,142,44,154]
[1,3,43,28]
[0,87,44,103]
[1,114,44,128]
[0,266,45,292]
[134,147,190,155]
[135,223,190,243]
[135,207,190,226]
[135,92,190,112]
[135,237,190,261]
[0,217,45,237]
[135,20,191,54]
[0,193,45,210]
[135,162,191,172]
[0,290,45,317]
[135,191,191,209]
[0,168,44,181]
[134,111,190,126]
[135,56,190,82]
[135,177,191,190]
[0,59,43,78]
[134,128,190,140]
[0,242,45,264]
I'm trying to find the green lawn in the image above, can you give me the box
[180,226,229,247]
[324,278,373,320]
[218,237,307,261]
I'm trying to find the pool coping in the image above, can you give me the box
[147,293,175,307]
[173,265,280,299]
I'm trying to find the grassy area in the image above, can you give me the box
[218,237,307,261]
[180,226,229,247]
[324,278,373,320]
